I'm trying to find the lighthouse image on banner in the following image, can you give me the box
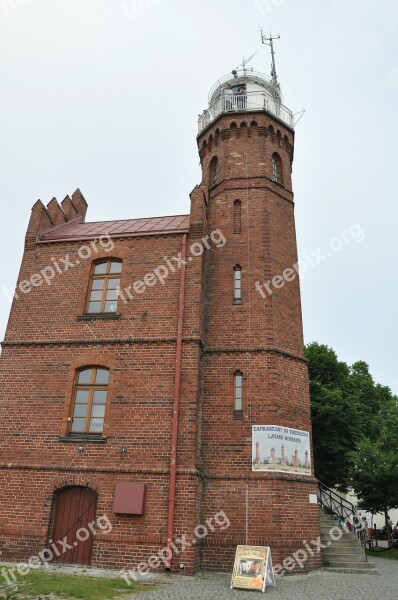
[252,425,312,475]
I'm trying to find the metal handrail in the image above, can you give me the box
[207,70,278,104]
[317,481,367,549]
[198,90,294,133]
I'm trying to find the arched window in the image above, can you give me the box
[272,153,283,184]
[85,259,122,314]
[234,371,243,412]
[234,266,242,303]
[69,367,109,434]
[210,156,219,187]
[233,200,242,234]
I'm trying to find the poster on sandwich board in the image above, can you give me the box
[231,545,276,593]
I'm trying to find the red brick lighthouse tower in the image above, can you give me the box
[197,40,321,570]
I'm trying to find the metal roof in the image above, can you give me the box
[38,214,190,243]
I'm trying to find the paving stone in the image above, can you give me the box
[2,557,396,599]
[131,557,396,600]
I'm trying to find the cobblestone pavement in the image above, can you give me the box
[132,557,397,600]
[2,557,397,599]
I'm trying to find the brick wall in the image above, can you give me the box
[0,108,321,575]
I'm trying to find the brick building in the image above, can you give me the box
[0,64,321,574]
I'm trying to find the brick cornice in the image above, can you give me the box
[1,337,203,348]
[204,346,308,364]
[197,111,295,146]
[0,463,317,486]
[209,177,294,202]
[201,473,318,485]
[1,339,305,363]
[0,463,201,476]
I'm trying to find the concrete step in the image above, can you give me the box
[321,539,364,548]
[323,552,367,562]
[320,533,360,541]
[320,532,361,541]
[320,513,339,520]
[324,561,374,569]
[319,518,349,525]
[320,530,357,536]
[322,548,365,557]
[319,518,339,524]
[320,525,362,536]
[320,536,363,545]
[323,565,378,575]
[319,521,346,528]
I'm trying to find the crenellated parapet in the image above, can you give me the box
[198,117,294,163]
[25,188,88,243]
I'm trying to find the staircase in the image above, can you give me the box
[320,509,377,574]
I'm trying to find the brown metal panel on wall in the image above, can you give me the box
[113,482,146,515]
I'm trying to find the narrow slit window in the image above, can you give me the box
[86,259,122,314]
[234,371,243,412]
[272,153,283,185]
[69,367,109,435]
[233,200,242,234]
[234,266,242,302]
[210,156,219,187]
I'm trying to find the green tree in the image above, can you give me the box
[350,427,398,544]
[305,343,353,489]
[347,361,387,440]
[305,342,398,501]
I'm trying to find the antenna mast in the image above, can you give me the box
[260,30,281,91]
[235,52,257,76]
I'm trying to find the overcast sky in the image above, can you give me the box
[0,0,397,393]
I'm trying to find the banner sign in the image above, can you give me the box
[252,425,312,476]
[231,545,275,593]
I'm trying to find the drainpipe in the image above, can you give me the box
[165,233,187,570]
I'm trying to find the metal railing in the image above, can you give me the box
[198,90,294,133]
[317,481,367,548]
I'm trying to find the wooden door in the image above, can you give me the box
[51,486,97,564]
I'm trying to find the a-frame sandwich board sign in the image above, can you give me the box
[231,545,276,593]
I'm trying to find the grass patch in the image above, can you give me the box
[367,548,398,560]
[0,568,155,599]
